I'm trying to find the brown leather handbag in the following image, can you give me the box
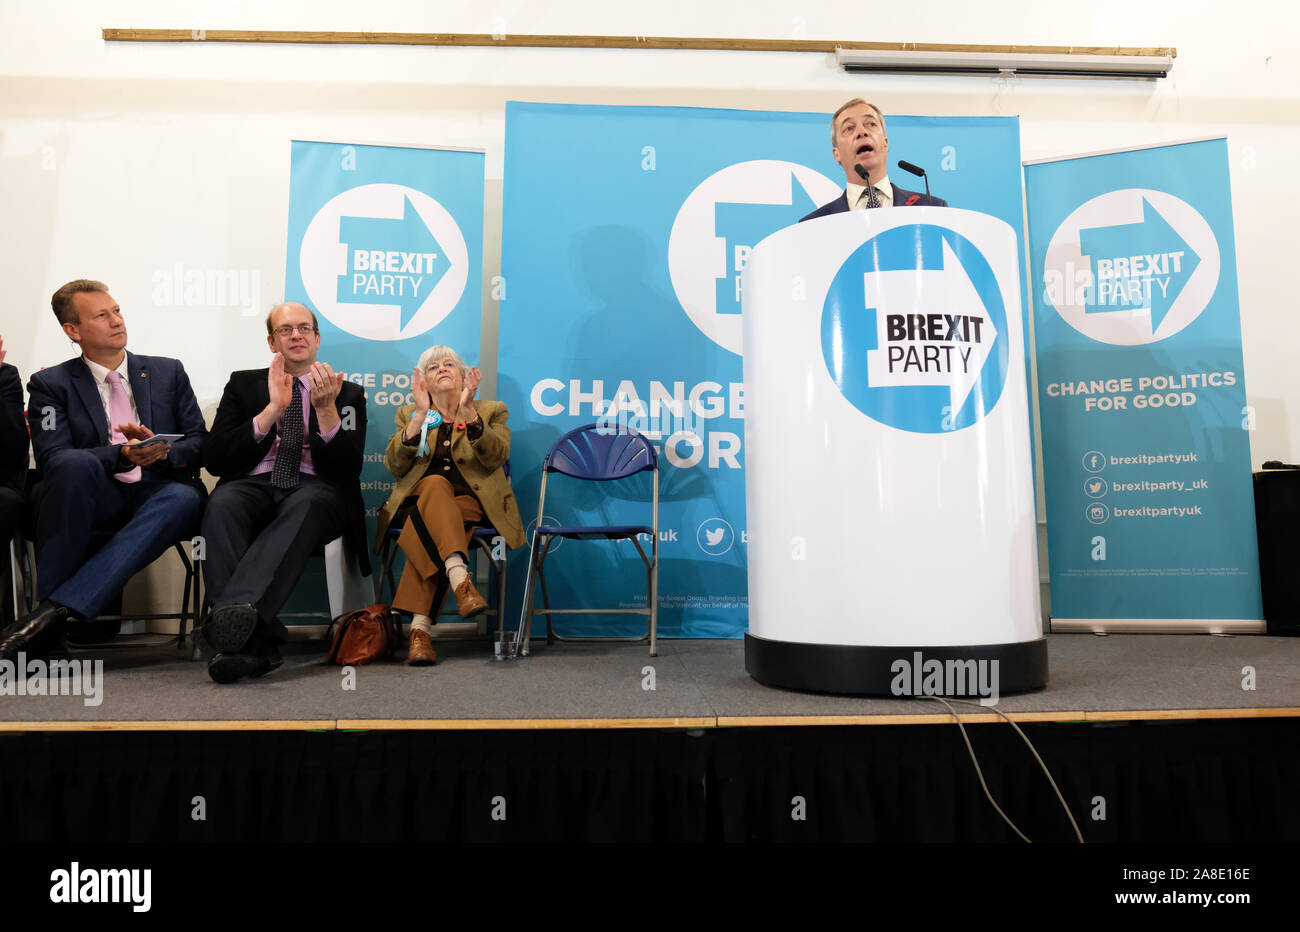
[324,603,402,665]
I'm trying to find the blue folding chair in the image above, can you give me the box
[517,424,659,656]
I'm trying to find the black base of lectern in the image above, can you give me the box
[745,634,1049,696]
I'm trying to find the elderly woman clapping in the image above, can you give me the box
[375,346,525,665]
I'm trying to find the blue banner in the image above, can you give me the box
[284,140,485,614]
[1025,138,1262,626]
[499,102,1026,637]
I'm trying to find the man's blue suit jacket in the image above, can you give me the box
[26,352,207,487]
[800,184,947,222]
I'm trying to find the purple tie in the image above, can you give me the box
[106,370,141,483]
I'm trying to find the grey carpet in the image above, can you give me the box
[1,633,1297,724]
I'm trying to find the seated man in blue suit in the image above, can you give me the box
[0,280,206,661]
[801,98,947,222]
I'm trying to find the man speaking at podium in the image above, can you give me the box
[801,98,947,221]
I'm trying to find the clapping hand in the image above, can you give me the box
[458,366,481,422]
[411,364,431,412]
[267,352,294,414]
[308,361,343,411]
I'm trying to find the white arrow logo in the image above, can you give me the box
[863,238,996,415]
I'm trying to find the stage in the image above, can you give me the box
[1,632,1296,730]
[2,633,1297,844]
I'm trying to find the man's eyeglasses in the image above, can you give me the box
[273,325,317,337]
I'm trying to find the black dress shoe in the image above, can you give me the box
[0,601,76,662]
[248,643,283,679]
[64,616,123,646]
[200,603,258,653]
[207,651,266,684]
[207,637,282,684]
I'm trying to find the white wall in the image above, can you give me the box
[3,0,1296,612]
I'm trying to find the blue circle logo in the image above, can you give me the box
[820,225,1010,433]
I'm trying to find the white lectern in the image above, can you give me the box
[742,207,1047,695]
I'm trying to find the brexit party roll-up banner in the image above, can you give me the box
[499,101,1026,638]
[1025,138,1263,631]
[284,141,484,617]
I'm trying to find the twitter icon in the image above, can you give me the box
[697,519,735,556]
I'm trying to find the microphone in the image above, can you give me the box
[897,160,931,198]
[853,164,880,208]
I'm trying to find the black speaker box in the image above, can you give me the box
[1254,467,1300,635]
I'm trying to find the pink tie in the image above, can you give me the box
[106,370,141,483]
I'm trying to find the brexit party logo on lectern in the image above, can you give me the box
[1042,189,1220,346]
[668,160,842,355]
[821,225,1009,434]
[298,184,469,341]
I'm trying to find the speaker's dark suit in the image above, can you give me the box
[24,353,206,618]
[800,184,947,222]
[0,363,27,558]
[201,368,369,638]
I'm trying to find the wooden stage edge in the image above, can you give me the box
[1,707,1298,733]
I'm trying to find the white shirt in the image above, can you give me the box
[82,355,140,428]
[846,173,893,210]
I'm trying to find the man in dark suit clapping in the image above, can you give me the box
[0,280,206,661]
[199,301,369,683]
